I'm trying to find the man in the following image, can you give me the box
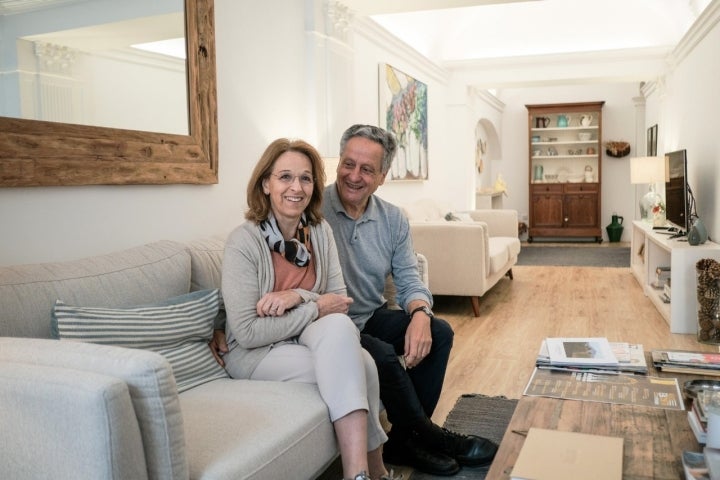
[320,124,497,476]
[211,124,497,475]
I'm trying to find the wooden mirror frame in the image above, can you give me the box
[0,0,218,187]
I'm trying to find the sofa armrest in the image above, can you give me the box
[409,221,492,294]
[0,338,188,480]
[0,361,149,480]
[462,209,519,237]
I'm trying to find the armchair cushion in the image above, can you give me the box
[51,289,229,393]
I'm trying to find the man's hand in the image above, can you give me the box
[316,293,353,318]
[209,329,228,367]
[403,309,432,369]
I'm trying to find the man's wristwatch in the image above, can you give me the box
[409,305,434,319]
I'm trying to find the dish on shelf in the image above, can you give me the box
[544,174,558,182]
[568,175,584,182]
[531,135,541,143]
[578,132,592,141]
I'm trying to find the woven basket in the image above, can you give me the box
[605,142,631,158]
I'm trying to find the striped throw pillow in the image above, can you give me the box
[52,289,228,393]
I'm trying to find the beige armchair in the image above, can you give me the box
[402,200,520,316]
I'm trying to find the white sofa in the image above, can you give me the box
[0,237,339,480]
[402,199,521,316]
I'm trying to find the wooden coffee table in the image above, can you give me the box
[486,367,705,480]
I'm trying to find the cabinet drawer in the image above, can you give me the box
[564,183,598,193]
[531,184,563,194]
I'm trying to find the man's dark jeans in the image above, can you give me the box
[360,307,454,431]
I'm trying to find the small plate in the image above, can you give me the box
[684,379,720,398]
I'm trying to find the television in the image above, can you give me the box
[664,149,689,235]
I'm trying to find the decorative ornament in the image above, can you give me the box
[475,138,486,174]
[604,141,631,158]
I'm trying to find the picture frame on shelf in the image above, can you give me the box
[647,124,658,156]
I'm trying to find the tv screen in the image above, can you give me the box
[664,149,688,234]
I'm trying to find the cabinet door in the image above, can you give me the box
[564,193,598,228]
[532,193,564,228]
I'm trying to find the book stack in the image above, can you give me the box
[537,337,648,374]
[687,391,709,444]
[681,448,720,480]
[652,266,671,303]
[651,350,720,377]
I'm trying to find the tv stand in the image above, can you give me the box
[631,221,720,333]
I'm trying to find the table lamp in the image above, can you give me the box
[630,156,666,223]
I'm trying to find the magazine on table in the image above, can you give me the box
[538,340,647,374]
[541,337,619,368]
[652,349,720,374]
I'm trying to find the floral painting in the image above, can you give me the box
[378,63,428,181]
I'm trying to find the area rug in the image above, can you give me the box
[411,394,518,480]
[516,246,630,267]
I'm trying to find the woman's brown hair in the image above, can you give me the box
[245,138,326,225]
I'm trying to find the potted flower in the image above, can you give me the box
[652,200,666,227]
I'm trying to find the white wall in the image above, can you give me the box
[1,0,718,265]
[658,11,720,239]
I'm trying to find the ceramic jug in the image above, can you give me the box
[557,115,569,128]
[533,164,543,181]
[580,114,593,126]
[535,116,550,128]
[606,214,624,242]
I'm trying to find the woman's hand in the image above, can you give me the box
[256,290,303,317]
[316,293,353,318]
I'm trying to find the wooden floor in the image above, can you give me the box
[322,261,719,479]
[430,264,718,426]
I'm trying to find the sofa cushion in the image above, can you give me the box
[0,240,191,339]
[179,378,338,480]
[51,289,229,393]
[0,361,149,480]
[488,237,521,274]
[185,236,227,330]
[0,337,188,480]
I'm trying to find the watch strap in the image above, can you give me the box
[409,306,433,318]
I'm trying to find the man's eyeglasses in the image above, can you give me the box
[270,172,314,185]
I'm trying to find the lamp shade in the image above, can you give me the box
[630,156,666,184]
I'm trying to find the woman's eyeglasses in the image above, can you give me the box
[270,173,314,185]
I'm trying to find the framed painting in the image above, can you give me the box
[647,124,658,156]
[378,63,428,181]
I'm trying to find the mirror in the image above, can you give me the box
[0,0,218,186]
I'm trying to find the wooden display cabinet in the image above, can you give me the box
[526,101,605,242]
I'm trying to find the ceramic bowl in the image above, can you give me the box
[544,174,558,182]
[684,379,720,399]
[578,132,592,141]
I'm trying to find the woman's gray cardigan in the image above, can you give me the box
[221,219,347,379]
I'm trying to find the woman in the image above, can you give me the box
[221,138,396,480]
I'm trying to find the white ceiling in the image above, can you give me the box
[343,0,712,63]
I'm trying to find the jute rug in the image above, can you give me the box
[516,245,630,267]
[411,394,518,480]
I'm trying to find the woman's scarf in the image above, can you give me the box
[260,212,311,267]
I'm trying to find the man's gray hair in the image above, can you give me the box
[339,124,398,175]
